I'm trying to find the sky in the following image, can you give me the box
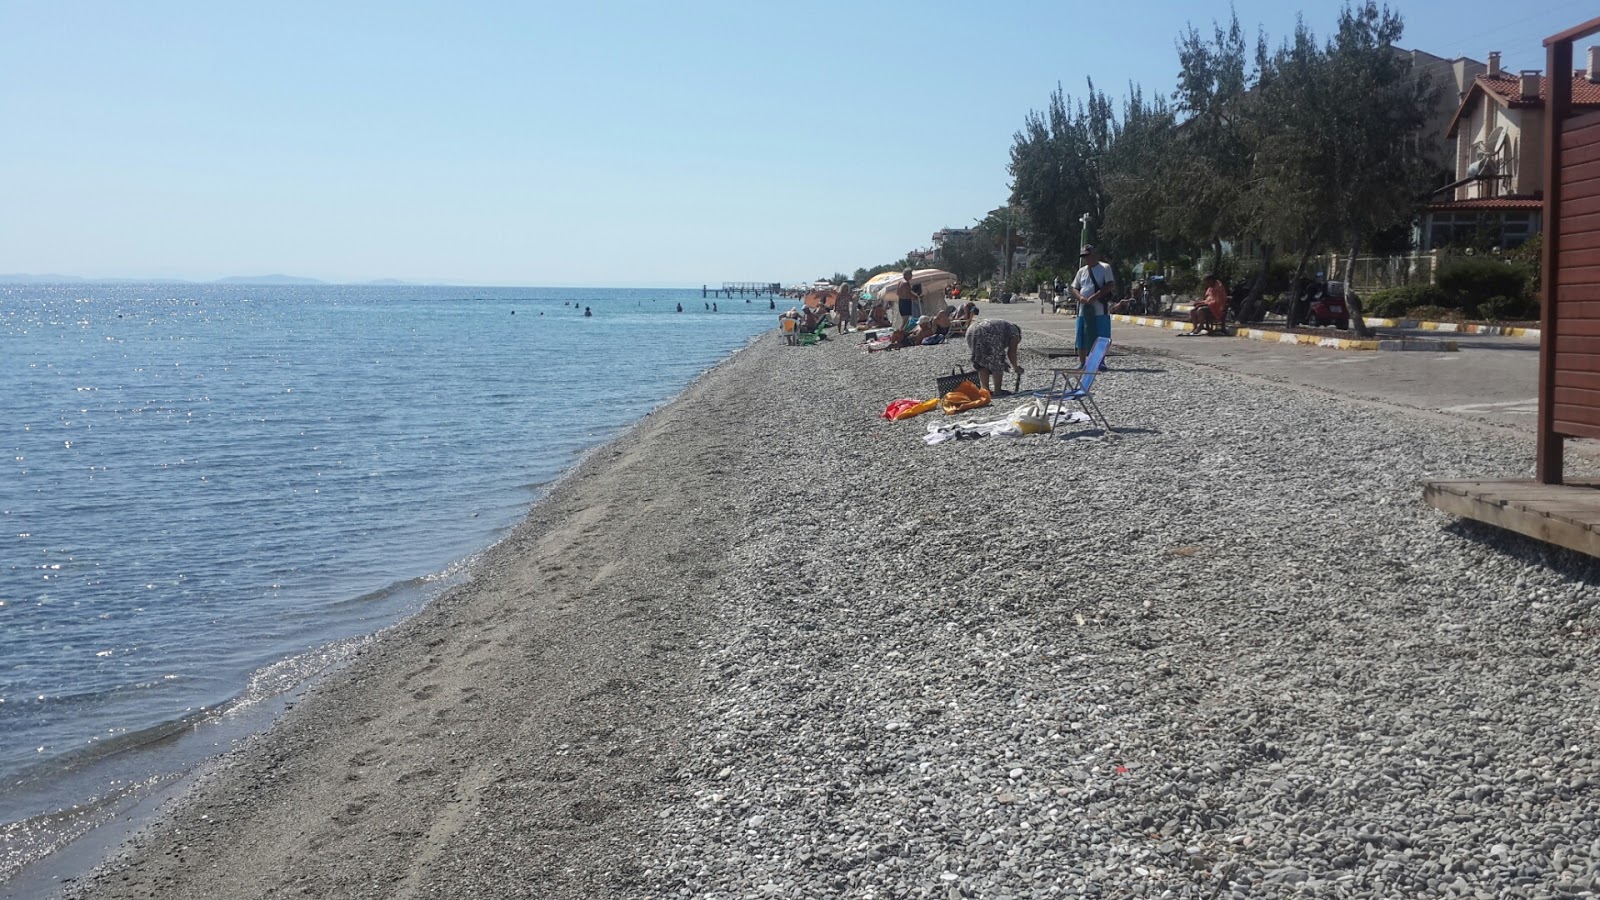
[2,0,1595,287]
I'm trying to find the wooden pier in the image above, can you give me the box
[1425,480,1600,558]
[703,282,780,298]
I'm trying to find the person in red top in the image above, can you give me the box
[1183,275,1228,335]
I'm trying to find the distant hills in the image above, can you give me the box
[0,273,96,283]
[0,274,416,286]
[213,274,327,285]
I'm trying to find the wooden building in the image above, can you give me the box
[1425,16,1600,556]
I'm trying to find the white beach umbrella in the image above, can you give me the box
[859,268,956,301]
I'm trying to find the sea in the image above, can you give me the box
[0,283,780,892]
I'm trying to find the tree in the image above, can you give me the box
[1101,86,1177,263]
[1244,16,1331,324]
[1008,82,1116,266]
[1317,2,1438,336]
[1164,14,1259,268]
[973,206,1027,280]
[938,232,998,286]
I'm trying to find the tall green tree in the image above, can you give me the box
[1316,2,1437,336]
[1101,86,1177,263]
[1008,82,1116,265]
[1242,17,1330,323]
[1164,14,1258,268]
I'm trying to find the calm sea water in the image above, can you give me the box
[0,283,777,883]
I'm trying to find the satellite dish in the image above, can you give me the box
[1486,126,1507,158]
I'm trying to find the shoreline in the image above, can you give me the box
[46,326,1600,898]
[10,335,766,900]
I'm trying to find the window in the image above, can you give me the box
[1500,213,1537,248]
[1426,211,1541,250]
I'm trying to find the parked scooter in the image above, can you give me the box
[1293,274,1350,330]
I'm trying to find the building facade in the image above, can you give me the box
[1423,48,1600,250]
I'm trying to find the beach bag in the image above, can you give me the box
[936,367,979,395]
[1009,397,1053,435]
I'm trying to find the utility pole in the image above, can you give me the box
[1079,213,1092,250]
[1003,216,1012,283]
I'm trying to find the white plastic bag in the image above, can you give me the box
[1008,397,1053,435]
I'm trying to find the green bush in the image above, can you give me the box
[1365,284,1450,317]
[1167,268,1201,295]
[1437,256,1528,313]
[1478,295,1538,321]
[1506,234,1543,303]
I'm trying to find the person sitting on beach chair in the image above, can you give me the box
[778,308,802,345]
[867,300,892,329]
[1182,275,1229,335]
[800,303,830,340]
[909,306,952,344]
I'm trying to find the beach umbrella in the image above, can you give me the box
[858,272,898,300]
[860,269,956,302]
[803,289,838,309]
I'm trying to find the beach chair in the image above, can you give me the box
[1039,336,1114,433]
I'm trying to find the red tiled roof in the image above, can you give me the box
[1426,197,1543,211]
[1446,70,1600,136]
[1474,70,1600,107]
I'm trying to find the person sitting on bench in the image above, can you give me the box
[1184,275,1228,335]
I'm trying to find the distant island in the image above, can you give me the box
[0,273,423,286]
[0,273,90,283]
[213,274,328,285]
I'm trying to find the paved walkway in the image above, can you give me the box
[1007,306,1539,433]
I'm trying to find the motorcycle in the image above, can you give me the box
[1294,278,1350,330]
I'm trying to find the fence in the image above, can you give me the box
[1324,251,1442,295]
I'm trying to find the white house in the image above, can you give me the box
[1423,48,1600,250]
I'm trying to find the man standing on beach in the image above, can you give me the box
[895,269,918,330]
[1071,245,1116,366]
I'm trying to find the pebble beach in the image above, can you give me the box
[62,325,1600,900]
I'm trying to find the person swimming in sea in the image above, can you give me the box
[584,306,592,317]
[676,303,683,312]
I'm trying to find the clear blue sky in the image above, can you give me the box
[2,0,1593,286]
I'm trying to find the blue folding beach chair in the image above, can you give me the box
[1040,336,1114,433]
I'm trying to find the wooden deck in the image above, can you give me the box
[1424,479,1600,557]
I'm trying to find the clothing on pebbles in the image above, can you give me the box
[64,332,1600,900]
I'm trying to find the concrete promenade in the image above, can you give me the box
[1014,306,1541,433]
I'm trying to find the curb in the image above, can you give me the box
[1110,314,1458,351]
[1232,327,1382,351]
[1109,314,1192,333]
[1232,327,1458,352]
[1362,318,1539,338]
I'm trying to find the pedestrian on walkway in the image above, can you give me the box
[1071,245,1116,366]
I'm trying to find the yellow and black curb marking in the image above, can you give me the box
[1110,315,1459,352]
[1361,318,1538,338]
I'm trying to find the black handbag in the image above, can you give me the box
[937,367,979,395]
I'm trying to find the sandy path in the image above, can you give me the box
[66,343,767,900]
